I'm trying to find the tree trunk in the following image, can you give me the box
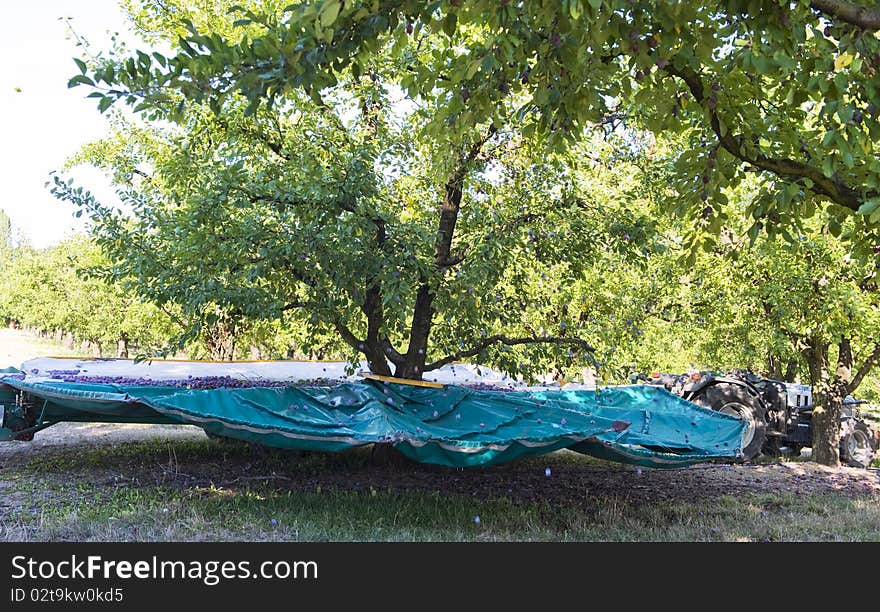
[783,358,799,383]
[395,363,422,379]
[807,339,840,466]
[767,353,783,379]
[395,284,432,380]
[363,344,392,377]
[766,355,799,382]
[118,335,129,359]
[390,132,494,380]
[369,443,414,466]
[204,320,236,361]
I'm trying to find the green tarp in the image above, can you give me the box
[0,373,746,468]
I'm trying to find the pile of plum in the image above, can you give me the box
[41,372,337,388]
[10,369,528,392]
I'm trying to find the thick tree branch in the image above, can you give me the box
[441,248,468,268]
[272,179,396,368]
[352,195,404,367]
[811,1,880,31]
[264,155,395,368]
[333,320,363,350]
[836,336,854,393]
[838,336,854,373]
[433,126,499,268]
[279,259,377,361]
[398,126,499,378]
[849,341,880,391]
[424,335,595,372]
[782,358,798,382]
[665,62,874,212]
[378,336,404,364]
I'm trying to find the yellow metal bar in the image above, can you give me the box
[362,374,444,388]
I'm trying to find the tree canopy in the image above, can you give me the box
[74,1,880,249]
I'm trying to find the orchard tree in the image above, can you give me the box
[538,133,713,380]
[55,1,663,381]
[731,228,880,466]
[681,182,880,465]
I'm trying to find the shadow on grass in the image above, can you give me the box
[2,435,879,542]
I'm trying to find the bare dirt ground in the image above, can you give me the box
[1,327,878,509]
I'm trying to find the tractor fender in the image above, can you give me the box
[684,375,768,411]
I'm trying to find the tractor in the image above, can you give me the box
[631,370,879,468]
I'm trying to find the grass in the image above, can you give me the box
[4,478,878,542]
[2,437,878,542]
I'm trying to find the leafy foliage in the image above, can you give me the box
[56,1,671,380]
[0,235,176,356]
[75,1,880,247]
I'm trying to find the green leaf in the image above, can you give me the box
[834,53,853,71]
[67,75,94,88]
[857,199,880,216]
[319,0,341,28]
[822,131,836,148]
[97,96,113,113]
[747,222,760,245]
[829,218,842,237]
[443,13,457,37]
[822,156,834,178]
[73,57,87,74]
[465,59,481,79]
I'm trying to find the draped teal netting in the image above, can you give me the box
[0,372,746,468]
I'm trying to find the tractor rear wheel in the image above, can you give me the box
[840,420,877,468]
[688,382,767,461]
